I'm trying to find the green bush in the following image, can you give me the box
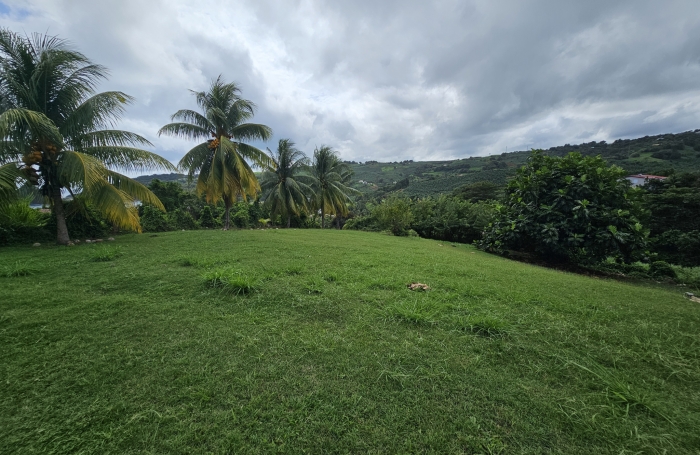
[649,261,676,279]
[198,205,219,229]
[0,198,51,245]
[372,196,414,235]
[411,195,494,243]
[480,151,647,264]
[343,214,379,231]
[140,205,170,232]
[170,209,198,230]
[46,198,110,239]
[221,201,252,229]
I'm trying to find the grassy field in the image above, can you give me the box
[1,230,699,454]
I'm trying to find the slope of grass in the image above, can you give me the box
[1,230,698,453]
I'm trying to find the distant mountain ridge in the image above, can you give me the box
[135,130,700,198]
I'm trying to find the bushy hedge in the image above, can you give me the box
[0,198,51,245]
[480,151,647,265]
[344,194,495,242]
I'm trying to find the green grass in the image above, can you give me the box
[1,230,699,453]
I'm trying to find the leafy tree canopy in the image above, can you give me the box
[480,151,647,264]
[0,29,174,243]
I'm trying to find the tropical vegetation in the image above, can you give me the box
[309,145,357,228]
[479,151,647,264]
[158,76,272,229]
[0,29,175,244]
[260,139,314,227]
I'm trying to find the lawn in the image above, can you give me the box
[1,230,698,454]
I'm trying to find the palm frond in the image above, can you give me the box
[0,108,63,146]
[158,122,210,141]
[56,150,108,193]
[0,162,22,206]
[70,130,152,149]
[177,142,211,177]
[80,146,176,172]
[61,91,134,137]
[170,109,211,130]
[86,181,142,232]
[106,170,165,211]
[236,142,273,170]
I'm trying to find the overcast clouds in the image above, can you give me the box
[1,0,700,164]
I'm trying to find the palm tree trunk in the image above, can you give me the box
[223,196,231,230]
[52,187,70,245]
[321,206,325,229]
[287,215,291,228]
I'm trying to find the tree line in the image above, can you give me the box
[0,30,355,243]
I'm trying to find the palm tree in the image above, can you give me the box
[309,146,358,228]
[260,139,313,228]
[158,76,272,230]
[0,30,175,244]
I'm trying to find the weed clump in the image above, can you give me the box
[323,273,338,283]
[92,246,122,262]
[389,301,438,326]
[3,261,37,277]
[202,268,257,296]
[176,256,199,267]
[463,317,508,338]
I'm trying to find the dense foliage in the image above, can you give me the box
[158,76,272,229]
[643,172,700,266]
[260,139,314,227]
[480,151,647,264]
[345,194,495,242]
[309,146,358,228]
[0,30,174,244]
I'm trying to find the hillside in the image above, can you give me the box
[346,130,700,198]
[1,230,697,453]
[134,131,700,199]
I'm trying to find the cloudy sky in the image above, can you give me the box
[1,0,700,165]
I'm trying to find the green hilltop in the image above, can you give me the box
[137,130,700,199]
[346,130,700,198]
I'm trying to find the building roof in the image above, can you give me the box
[626,174,667,180]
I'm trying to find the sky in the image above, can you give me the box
[1,0,700,165]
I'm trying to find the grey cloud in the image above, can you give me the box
[1,0,700,164]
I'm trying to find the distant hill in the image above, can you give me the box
[134,173,191,186]
[134,131,700,198]
[346,130,700,198]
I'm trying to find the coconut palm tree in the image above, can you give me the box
[260,139,313,228]
[309,146,358,228]
[0,30,175,244]
[158,76,272,230]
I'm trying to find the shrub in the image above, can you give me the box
[140,205,170,232]
[411,195,494,243]
[198,205,219,229]
[170,209,198,230]
[46,197,109,239]
[0,198,51,245]
[230,201,251,228]
[342,215,380,231]
[92,246,123,262]
[372,196,413,235]
[480,151,647,264]
[650,230,700,267]
[649,261,676,279]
